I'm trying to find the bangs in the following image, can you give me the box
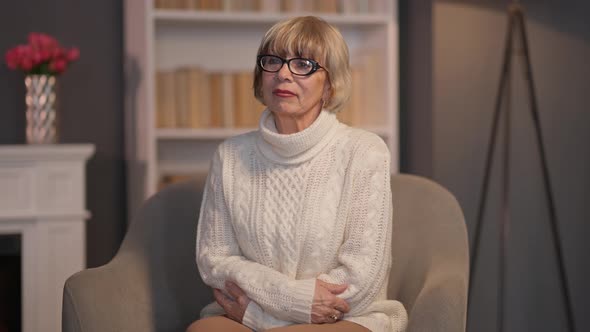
[259,18,329,64]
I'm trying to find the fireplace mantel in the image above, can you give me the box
[0,144,94,332]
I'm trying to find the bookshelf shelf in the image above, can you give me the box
[159,160,210,175]
[156,127,256,139]
[156,126,391,140]
[154,10,392,26]
[124,0,399,218]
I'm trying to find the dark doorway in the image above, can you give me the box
[0,234,21,332]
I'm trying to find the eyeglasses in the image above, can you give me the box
[257,54,325,76]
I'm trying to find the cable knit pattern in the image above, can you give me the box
[196,109,408,332]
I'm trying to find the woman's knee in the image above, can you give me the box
[265,321,370,332]
[186,316,250,332]
[186,316,222,332]
[186,318,207,332]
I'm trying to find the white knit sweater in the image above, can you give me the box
[196,109,408,332]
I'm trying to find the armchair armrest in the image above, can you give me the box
[63,180,212,332]
[62,252,156,332]
[406,267,468,332]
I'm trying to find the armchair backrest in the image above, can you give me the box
[388,174,469,330]
[117,176,212,330]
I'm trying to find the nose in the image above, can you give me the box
[276,61,293,81]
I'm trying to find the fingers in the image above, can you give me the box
[320,295,349,314]
[214,288,243,322]
[213,288,232,309]
[315,280,350,313]
[330,310,344,322]
[225,281,244,295]
[225,281,244,298]
[311,308,344,324]
[333,298,350,313]
[311,285,350,324]
[225,281,250,307]
[317,280,348,295]
[311,308,332,324]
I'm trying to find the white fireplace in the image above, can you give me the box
[0,144,94,332]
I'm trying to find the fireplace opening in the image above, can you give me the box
[0,234,21,332]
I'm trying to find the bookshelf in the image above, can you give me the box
[124,0,399,217]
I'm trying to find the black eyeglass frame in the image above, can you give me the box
[257,54,326,76]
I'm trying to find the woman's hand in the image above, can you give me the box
[214,281,251,323]
[311,279,350,324]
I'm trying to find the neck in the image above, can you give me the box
[272,107,322,135]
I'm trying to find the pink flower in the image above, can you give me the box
[16,45,30,58]
[5,49,19,69]
[28,33,41,48]
[49,59,67,74]
[51,47,65,59]
[39,49,52,62]
[21,58,33,71]
[31,50,43,66]
[29,32,58,50]
[66,48,80,62]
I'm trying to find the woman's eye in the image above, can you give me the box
[294,60,312,69]
[267,57,282,65]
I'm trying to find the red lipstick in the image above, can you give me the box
[273,89,296,97]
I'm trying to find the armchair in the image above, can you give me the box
[62,174,468,332]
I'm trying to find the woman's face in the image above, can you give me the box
[261,53,329,120]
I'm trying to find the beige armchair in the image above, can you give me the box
[62,174,469,332]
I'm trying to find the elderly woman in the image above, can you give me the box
[187,16,407,332]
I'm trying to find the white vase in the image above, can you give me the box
[25,75,57,144]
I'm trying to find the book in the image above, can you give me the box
[209,72,224,127]
[233,71,262,127]
[156,70,177,128]
[186,67,206,128]
[339,0,358,14]
[317,0,338,13]
[341,63,371,127]
[221,72,235,127]
[260,0,280,12]
[158,174,194,190]
[174,68,191,128]
[358,50,382,126]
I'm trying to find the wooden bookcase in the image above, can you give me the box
[124,0,399,217]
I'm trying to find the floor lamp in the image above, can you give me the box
[467,3,577,332]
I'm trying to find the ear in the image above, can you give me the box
[322,80,332,103]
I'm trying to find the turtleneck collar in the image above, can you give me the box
[256,108,341,165]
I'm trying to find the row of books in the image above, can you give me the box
[156,68,264,128]
[158,174,194,190]
[156,50,381,130]
[339,51,383,128]
[154,0,387,14]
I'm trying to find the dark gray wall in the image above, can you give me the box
[0,1,126,268]
[399,0,433,177]
[432,0,589,331]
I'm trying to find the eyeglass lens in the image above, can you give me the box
[259,55,317,75]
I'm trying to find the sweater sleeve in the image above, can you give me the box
[316,135,394,316]
[196,143,316,324]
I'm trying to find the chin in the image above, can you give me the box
[269,104,299,115]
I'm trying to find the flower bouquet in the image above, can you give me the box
[4,33,80,144]
[5,32,79,75]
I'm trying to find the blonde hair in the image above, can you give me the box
[253,16,352,113]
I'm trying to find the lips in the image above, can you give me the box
[273,89,296,97]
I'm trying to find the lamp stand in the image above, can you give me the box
[467,4,576,332]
